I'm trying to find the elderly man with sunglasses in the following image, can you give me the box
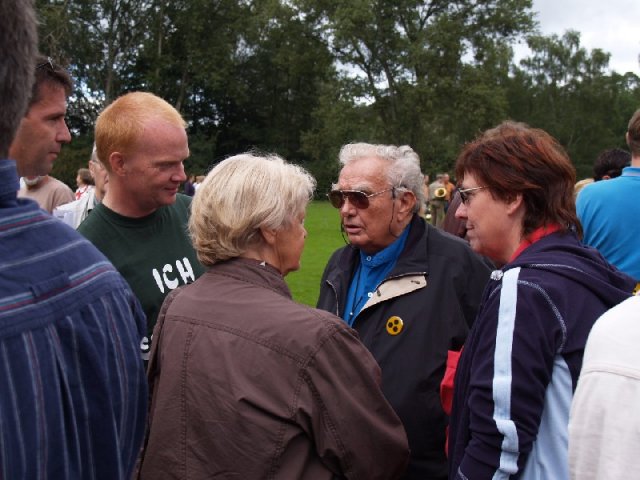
[317,143,491,480]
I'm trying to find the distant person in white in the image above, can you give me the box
[54,145,108,228]
[569,289,640,479]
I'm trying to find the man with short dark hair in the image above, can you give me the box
[577,110,640,281]
[592,147,630,181]
[9,54,72,178]
[317,143,491,479]
[10,53,75,212]
[0,2,147,478]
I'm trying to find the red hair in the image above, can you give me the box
[455,121,581,238]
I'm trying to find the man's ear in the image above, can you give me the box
[396,189,417,220]
[108,152,126,176]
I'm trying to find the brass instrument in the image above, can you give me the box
[434,187,447,199]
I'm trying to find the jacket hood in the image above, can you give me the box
[506,231,635,307]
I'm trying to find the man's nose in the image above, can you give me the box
[340,196,357,215]
[172,162,187,182]
[57,120,71,144]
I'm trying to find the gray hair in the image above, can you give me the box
[0,0,37,157]
[189,152,316,266]
[90,144,99,163]
[89,143,105,166]
[338,143,424,213]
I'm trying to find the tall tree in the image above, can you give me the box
[298,0,535,173]
[33,0,640,190]
[509,31,640,178]
[37,0,156,185]
[37,0,152,106]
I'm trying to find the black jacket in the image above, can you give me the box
[317,215,491,480]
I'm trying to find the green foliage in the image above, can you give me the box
[301,78,382,194]
[187,131,218,176]
[299,0,536,177]
[285,201,345,306]
[33,0,640,192]
[508,31,640,179]
[50,135,94,189]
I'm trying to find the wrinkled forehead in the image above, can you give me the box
[337,156,389,190]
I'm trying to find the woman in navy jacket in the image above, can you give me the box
[448,122,636,479]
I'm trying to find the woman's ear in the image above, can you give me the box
[506,193,524,215]
[259,226,278,246]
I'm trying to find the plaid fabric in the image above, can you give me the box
[0,159,147,479]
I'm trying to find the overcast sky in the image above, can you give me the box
[513,0,640,75]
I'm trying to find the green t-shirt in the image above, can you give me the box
[78,194,205,359]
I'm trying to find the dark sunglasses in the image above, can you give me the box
[36,57,56,71]
[327,187,394,209]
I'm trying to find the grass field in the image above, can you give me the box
[285,201,346,306]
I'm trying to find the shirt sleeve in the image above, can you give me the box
[51,183,75,211]
[569,299,640,480]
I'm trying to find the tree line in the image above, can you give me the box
[37,0,640,193]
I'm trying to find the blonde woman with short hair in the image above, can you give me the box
[138,152,409,480]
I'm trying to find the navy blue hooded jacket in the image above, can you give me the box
[448,231,635,479]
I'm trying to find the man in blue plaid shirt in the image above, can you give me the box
[0,2,148,478]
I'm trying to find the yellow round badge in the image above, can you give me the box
[386,316,404,335]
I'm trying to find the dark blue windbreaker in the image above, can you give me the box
[448,231,635,480]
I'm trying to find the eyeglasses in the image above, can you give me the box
[327,187,394,209]
[36,57,55,71]
[458,186,487,204]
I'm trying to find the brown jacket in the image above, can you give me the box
[138,258,409,479]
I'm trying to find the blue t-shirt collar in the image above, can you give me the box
[359,223,410,269]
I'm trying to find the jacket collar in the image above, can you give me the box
[210,257,292,299]
[0,159,20,206]
[391,214,430,276]
[329,215,430,287]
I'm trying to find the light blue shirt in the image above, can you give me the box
[343,225,410,326]
[577,166,640,281]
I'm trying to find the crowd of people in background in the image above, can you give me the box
[2,2,639,479]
